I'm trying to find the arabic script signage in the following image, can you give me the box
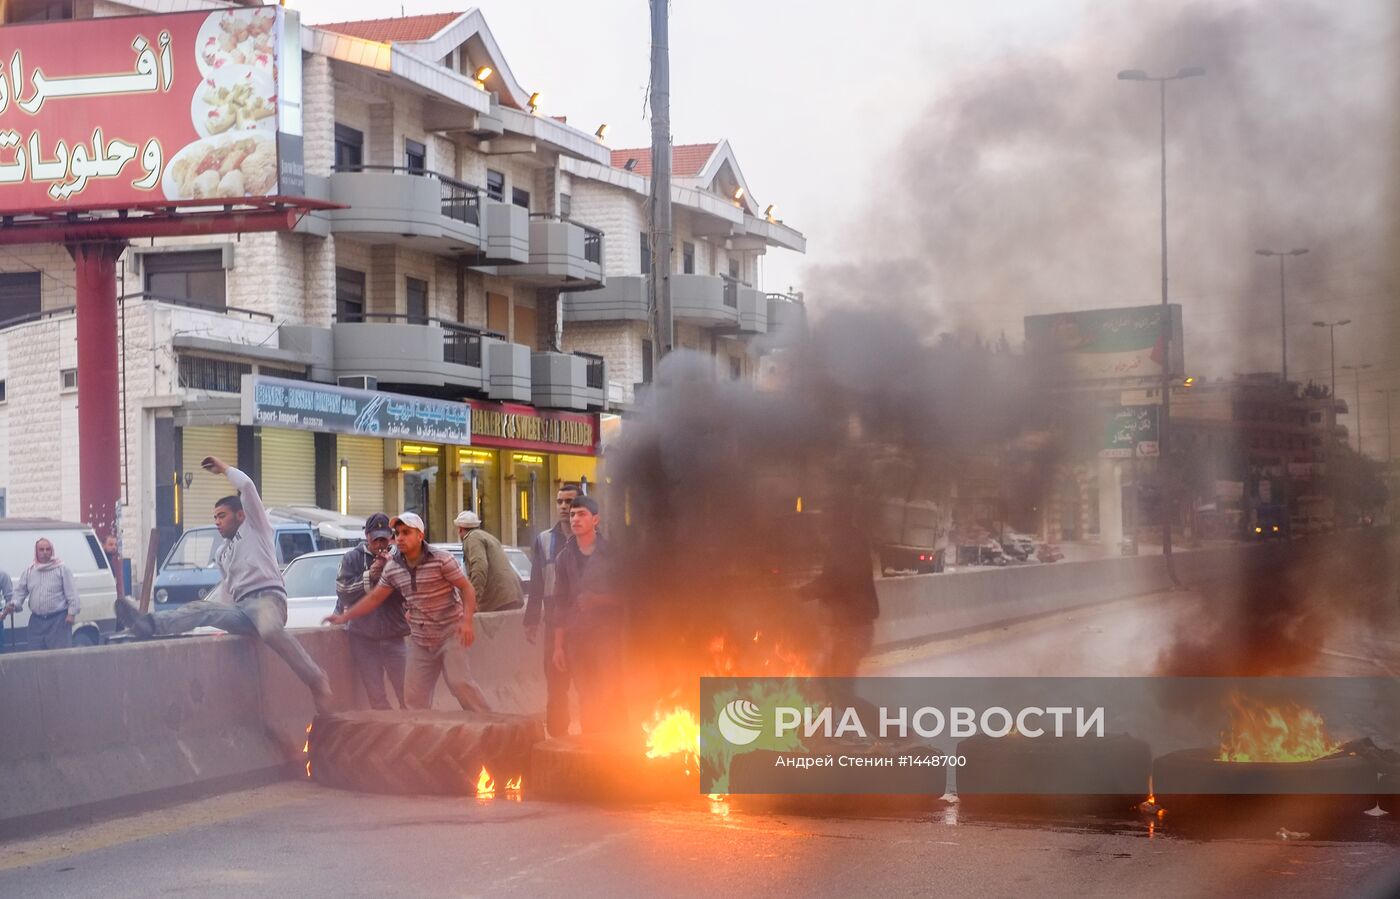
[0,5,302,214]
[240,375,472,444]
[1100,405,1159,458]
[468,400,599,456]
[1025,305,1185,383]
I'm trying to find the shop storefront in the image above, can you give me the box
[241,374,474,541]
[467,400,600,547]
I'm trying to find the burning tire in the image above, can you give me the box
[1152,747,1378,831]
[531,734,697,803]
[954,733,1151,814]
[309,710,543,796]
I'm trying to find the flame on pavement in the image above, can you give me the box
[1217,692,1341,763]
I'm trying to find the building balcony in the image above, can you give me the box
[478,216,604,288]
[562,274,648,323]
[331,315,499,396]
[737,285,767,334]
[327,166,482,254]
[672,273,738,328]
[479,201,530,265]
[766,292,807,342]
[531,351,607,411]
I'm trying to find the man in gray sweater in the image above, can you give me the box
[116,456,334,711]
[13,538,81,651]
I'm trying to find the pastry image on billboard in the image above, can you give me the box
[197,6,277,77]
[163,132,276,201]
[193,65,277,138]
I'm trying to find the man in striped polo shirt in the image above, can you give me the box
[325,512,491,712]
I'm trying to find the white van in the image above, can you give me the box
[0,519,118,649]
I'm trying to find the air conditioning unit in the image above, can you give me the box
[338,375,378,391]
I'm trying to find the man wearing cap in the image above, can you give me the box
[455,510,524,614]
[115,456,334,712]
[326,512,491,712]
[334,513,411,710]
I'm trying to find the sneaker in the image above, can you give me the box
[312,680,336,716]
[114,597,154,639]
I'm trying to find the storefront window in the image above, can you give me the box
[458,447,500,536]
[512,452,546,547]
[400,442,446,541]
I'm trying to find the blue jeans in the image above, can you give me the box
[349,633,407,710]
[151,591,329,694]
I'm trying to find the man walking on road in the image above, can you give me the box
[455,510,524,613]
[14,538,81,651]
[524,481,578,737]
[115,456,335,711]
[326,512,491,712]
[552,496,625,735]
[334,513,410,710]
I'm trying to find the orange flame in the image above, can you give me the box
[505,775,523,792]
[1217,693,1341,762]
[303,722,313,777]
[476,766,496,798]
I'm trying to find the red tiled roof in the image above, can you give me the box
[316,12,461,43]
[610,143,719,177]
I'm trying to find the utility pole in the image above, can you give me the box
[648,0,673,369]
[1343,363,1373,456]
[1255,247,1308,383]
[1118,65,1203,588]
[1312,318,1351,398]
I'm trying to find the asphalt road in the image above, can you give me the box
[2,582,1397,898]
[1,779,1398,899]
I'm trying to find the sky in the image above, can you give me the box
[293,1,1399,451]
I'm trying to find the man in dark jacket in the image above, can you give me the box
[524,481,578,736]
[551,496,625,735]
[335,513,410,709]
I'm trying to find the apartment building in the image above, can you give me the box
[0,3,801,572]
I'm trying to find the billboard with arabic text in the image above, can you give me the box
[0,5,302,214]
[1025,305,1185,383]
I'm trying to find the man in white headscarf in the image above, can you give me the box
[13,537,80,650]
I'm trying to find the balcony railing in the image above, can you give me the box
[576,351,606,390]
[529,213,603,265]
[332,164,481,226]
[334,312,503,369]
[721,275,746,309]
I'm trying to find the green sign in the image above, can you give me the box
[1101,405,1158,458]
[1025,305,1184,382]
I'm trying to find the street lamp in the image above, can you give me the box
[1117,64,1204,586]
[1311,319,1352,398]
[1256,247,1308,382]
[1342,363,1373,455]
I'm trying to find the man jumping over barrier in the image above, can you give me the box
[114,456,335,712]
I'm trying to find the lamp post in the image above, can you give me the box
[1342,363,1373,455]
[1256,248,1308,382]
[1311,318,1351,398]
[1117,65,1204,585]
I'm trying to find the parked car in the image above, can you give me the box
[207,543,534,631]
[152,518,324,608]
[1000,532,1036,561]
[0,518,118,649]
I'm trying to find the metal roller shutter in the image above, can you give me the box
[180,425,238,527]
[337,435,386,516]
[259,428,317,507]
